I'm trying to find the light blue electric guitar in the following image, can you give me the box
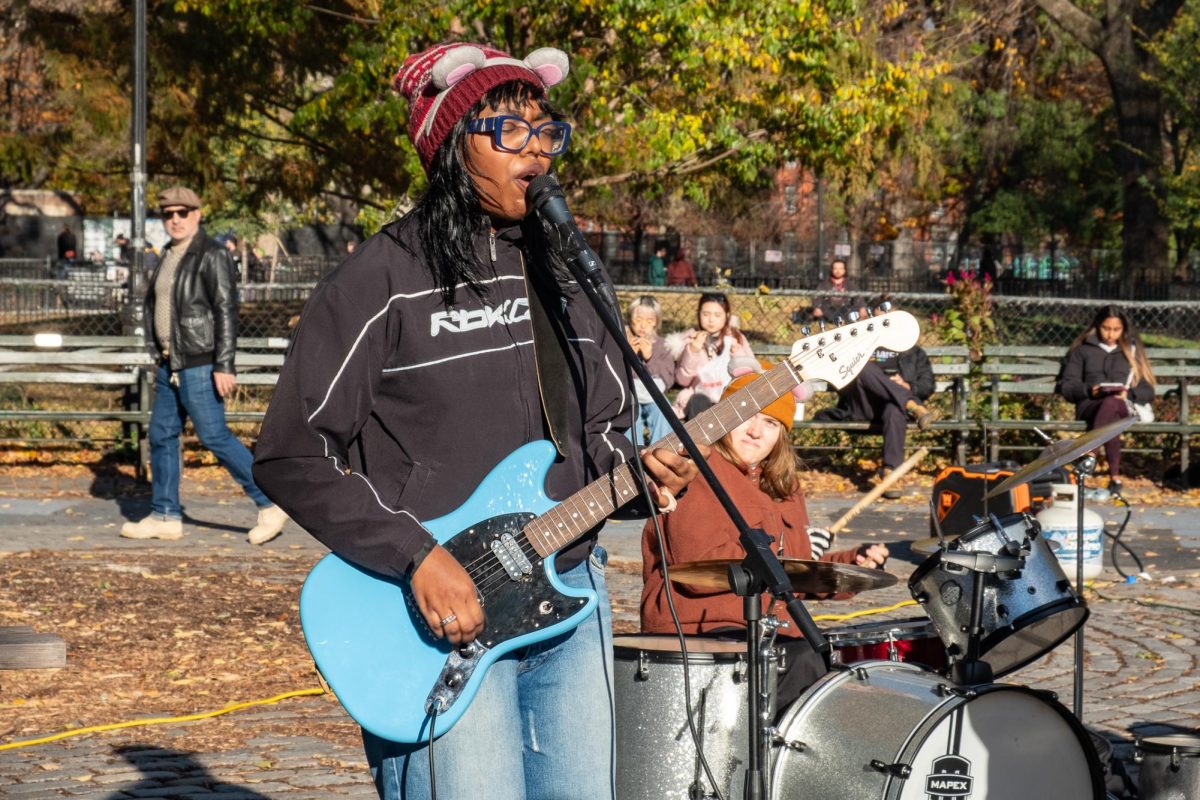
[299,308,920,743]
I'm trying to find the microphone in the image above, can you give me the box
[525,174,619,317]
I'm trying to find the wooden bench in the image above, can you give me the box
[757,343,973,463]
[0,334,290,473]
[980,345,1200,477]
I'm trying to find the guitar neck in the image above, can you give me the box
[524,360,800,558]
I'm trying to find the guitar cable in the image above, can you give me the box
[626,397,728,800]
[428,704,439,800]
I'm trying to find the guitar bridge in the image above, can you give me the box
[425,642,488,716]
[490,532,534,580]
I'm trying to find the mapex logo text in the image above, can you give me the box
[925,754,973,799]
[430,298,530,336]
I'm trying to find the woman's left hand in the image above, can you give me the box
[641,445,706,508]
[854,543,889,569]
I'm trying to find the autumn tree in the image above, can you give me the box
[1034,0,1186,295]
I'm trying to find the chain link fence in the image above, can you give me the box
[0,272,1196,476]
[3,257,1199,346]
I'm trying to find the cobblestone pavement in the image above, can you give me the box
[1,475,1197,797]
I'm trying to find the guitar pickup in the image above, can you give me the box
[425,641,488,716]
[491,532,534,580]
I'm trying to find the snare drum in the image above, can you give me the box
[908,512,1088,677]
[826,617,947,672]
[613,634,777,800]
[769,661,1105,799]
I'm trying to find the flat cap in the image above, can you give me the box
[157,186,202,209]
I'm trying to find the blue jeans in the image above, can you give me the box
[148,363,271,518]
[363,546,615,800]
[635,402,676,448]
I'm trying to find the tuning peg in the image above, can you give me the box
[817,320,827,332]
[877,301,893,313]
[847,310,861,322]
[800,326,811,336]
[834,316,845,326]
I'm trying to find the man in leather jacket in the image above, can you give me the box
[121,186,288,545]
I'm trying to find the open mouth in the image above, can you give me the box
[515,165,546,193]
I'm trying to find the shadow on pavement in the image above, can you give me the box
[105,743,272,799]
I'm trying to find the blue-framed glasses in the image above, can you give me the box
[467,115,572,156]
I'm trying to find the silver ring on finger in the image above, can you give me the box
[440,613,458,627]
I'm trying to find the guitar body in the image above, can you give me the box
[300,440,596,743]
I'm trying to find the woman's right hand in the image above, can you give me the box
[410,544,485,645]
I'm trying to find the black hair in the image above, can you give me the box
[414,81,562,306]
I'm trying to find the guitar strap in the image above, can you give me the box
[524,262,573,459]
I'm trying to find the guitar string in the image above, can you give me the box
[461,319,887,596]
[463,324,879,597]
[460,317,893,596]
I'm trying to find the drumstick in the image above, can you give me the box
[827,447,930,535]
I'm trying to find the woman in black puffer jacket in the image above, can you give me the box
[1057,305,1156,492]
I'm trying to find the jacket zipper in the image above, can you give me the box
[489,230,497,262]
[521,250,566,457]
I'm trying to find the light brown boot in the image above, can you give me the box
[876,467,902,500]
[248,505,289,545]
[120,516,183,540]
[905,399,939,431]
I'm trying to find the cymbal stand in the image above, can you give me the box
[1071,454,1097,719]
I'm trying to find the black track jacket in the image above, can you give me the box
[252,215,636,579]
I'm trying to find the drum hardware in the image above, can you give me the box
[868,759,913,779]
[910,511,1089,681]
[984,416,1137,719]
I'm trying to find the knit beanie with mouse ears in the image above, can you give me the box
[393,43,570,172]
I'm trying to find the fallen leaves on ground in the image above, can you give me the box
[0,549,360,754]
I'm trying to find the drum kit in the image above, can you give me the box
[611,423,1152,800]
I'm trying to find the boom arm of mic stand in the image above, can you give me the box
[552,239,830,667]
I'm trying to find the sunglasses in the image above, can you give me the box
[161,208,193,220]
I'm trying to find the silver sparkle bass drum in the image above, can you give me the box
[769,661,1105,799]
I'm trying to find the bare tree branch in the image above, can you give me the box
[1033,0,1103,52]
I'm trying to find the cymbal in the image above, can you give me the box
[668,558,898,594]
[984,416,1137,500]
[910,535,1061,556]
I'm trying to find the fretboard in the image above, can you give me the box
[523,360,801,558]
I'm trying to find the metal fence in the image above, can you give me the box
[2,268,1199,346]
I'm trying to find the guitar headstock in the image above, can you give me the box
[787,308,921,389]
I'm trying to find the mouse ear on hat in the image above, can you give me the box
[431,45,488,91]
[524,47,570,87]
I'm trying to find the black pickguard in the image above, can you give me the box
[441,512,589,650]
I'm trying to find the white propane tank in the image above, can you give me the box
[1035,483,1104,580]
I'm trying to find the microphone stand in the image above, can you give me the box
[1071,454,1096,720]
[546,223,828,800]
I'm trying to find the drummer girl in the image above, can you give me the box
[639,371,889,708]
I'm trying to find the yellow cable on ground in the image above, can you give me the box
[812,598,919,623]
[0,687,325,752]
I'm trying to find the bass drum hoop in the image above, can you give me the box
[978,596,1090,677]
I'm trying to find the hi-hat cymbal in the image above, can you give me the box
[668,558,897,594]
[984,416,1137,499]
[910,535,1061,556]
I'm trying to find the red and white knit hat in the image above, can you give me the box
[393,43,570,172]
